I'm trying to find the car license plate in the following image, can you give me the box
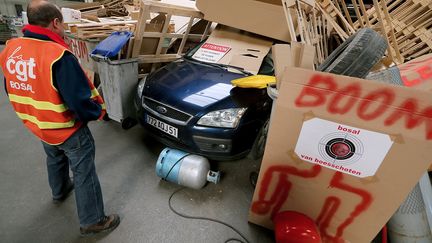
[146,115,178,138]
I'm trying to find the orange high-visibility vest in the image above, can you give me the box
[0,37,105,145]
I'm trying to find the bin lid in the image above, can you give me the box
[90,31,132,58]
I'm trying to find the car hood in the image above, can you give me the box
[143,59,246,115]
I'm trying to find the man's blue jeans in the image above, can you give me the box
[42,125,105,227]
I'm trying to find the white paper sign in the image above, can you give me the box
[294,118,393,178]
[182,83,232,107]
[61,8,81,23]
[192,43,231,63]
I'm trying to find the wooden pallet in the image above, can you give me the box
[76,25,135,39]
[344,0,432,62]
[282,0,331,66]
[318,0,356,40]
[70,20,137,40]
[131,0,210,68]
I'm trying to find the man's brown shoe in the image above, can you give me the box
[80,214,120,236]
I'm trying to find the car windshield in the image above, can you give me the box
[183,41,274,76]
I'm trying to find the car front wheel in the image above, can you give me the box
[249,119,269,160]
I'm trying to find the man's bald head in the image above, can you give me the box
[27,0,63,27]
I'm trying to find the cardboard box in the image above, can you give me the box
[398,54,432,170]
[399,53,432,91]
[196,0,293,42]
[249,68,432,242]
[192,25,273,75]
[134,13,176,73]
[139,13,175,55]
[271,42,315,88]
[64,35,99,72]
[61,8,81,23]
[272,44,293,89]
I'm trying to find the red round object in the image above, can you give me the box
[330,142,350,157]
[273,211,322,243]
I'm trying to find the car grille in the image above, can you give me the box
[143,97,192,124]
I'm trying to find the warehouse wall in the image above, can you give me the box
[0,0,27,17]
[0,0,88,17]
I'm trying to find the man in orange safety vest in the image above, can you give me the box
[0,0,120,236]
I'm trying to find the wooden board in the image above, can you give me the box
[131,0,208,69]
[344,0,432,62]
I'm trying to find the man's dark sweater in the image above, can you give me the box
[4,30,102,123]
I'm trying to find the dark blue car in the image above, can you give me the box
[135,43,273,160]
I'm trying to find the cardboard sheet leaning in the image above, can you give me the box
[249,67,432,242]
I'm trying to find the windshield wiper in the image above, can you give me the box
[182,56,253,76]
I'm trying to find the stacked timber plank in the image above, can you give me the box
[318,0,432,64]
[366,0,432,62]
[131,0,210,64]
[318,0,357,40]
[97,0,131,17]
[281,0,331,66]
[64,0,210,76]
[70,20,137,40]
[65,0,139,40]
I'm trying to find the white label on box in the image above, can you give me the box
[294,118,393,178]
[192,43,231,63]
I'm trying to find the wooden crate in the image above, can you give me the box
[131,0,210,67]
[336,0,432,63]
[69,20,137,40]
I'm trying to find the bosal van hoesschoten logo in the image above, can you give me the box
[295,118,393,178]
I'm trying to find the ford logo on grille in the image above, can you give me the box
[156,106,167,114]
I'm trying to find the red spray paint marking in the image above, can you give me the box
[251,174,291,216]
[316,172,372,242]
[251,164,322,216]
[384,98,432,139]
[252,166,372,242]
[269,174,291,219]
[316,196,341,241]
[328,83,361,114]
[357,89,394,121]
[294,74,432,140]
[65,38,89,62]
[399,56,432,87]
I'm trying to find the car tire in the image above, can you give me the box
[121,117,137,130]
[249,171,259,188]
[249,119,269,160]
[103,113,111,121]
[318,28,388,78]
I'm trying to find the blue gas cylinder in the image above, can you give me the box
[156,148,220,189]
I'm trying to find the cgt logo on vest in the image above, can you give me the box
[6,46,36,93]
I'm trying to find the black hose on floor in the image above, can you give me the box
[168,187,250,243]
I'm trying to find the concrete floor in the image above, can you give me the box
[0,70,274,242]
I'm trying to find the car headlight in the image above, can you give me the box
[197,108,247,128]
[137,75,147,99]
